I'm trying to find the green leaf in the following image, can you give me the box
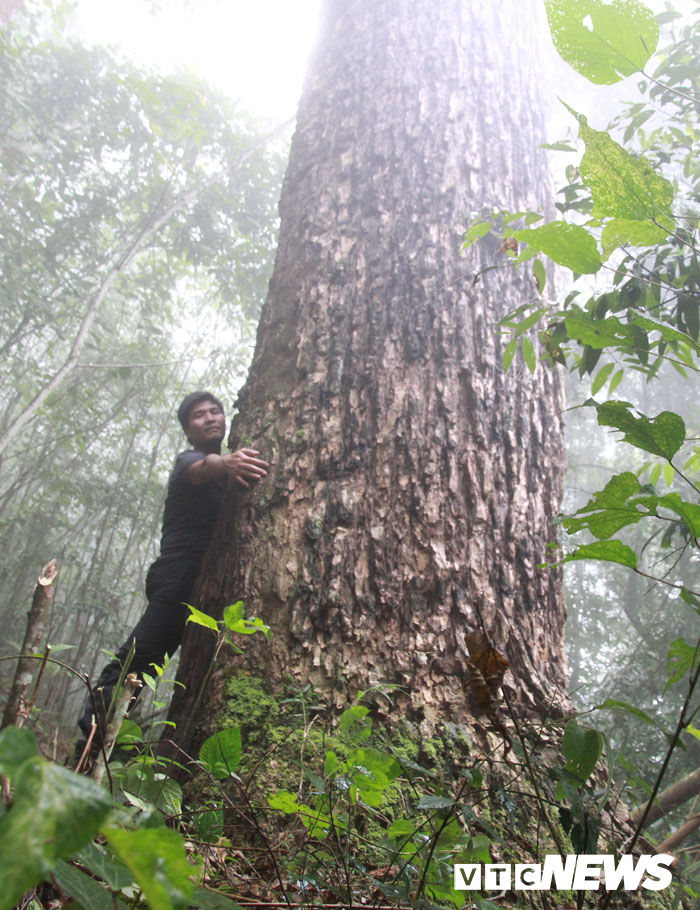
[117,719,143,746]
[339,704,372,740]
[521,336,536,373]
[0,726,39,777]
[601,217,669,256]
[503,336,518,372]
[225,614,271,637]
[544,0,658,84]
[324,750,338,777]
[102,826,193,910]
[565,311,631,350]
[629,313,699,350]
[666,638,699,691]
[571,111,675,231]
[595,698,657,725]
[658,493,700,537]
[185,603,219,632]
[609,368,624,394]
[515,221,601,273]
[562,719,603,782]
[73,841,135,891]
[199,727,242,778]
[540,141,578,152]
[533,258,547,293]
[0,759,112,910]
[267,790,302,813]
[591,361,615,396]
[347,746,401,806]
[596,401,685,460]
[462,220,492,249]
[561,539,637,567]
[222,601,245,629]
[562,471,649,539]
[52,860,126,910]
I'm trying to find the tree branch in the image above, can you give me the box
[629,765,700,829]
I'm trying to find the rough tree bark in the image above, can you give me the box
[170,0,566,749]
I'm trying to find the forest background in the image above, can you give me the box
[1,0,700,905]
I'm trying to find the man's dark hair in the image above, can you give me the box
[177,392,225,430]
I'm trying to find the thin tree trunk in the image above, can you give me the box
[657,814,700,854]
[1,559,58,728]
[630,766,700,829]
[170,0,566,751]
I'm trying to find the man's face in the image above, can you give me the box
[185,399,226,451]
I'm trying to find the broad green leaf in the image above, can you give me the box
[185,603,219,632]
[666,638,699,691]
[561,539,637,567]
[73,841,135,890]
[596,401,685,460]
[629,313,699,350]
[324,750,338,777]
[339,704,371,740]
[0,725,39,777]
[562,719,603,781]
[103,826,193,910]
[222,601,244,629]
[117,719,143,746]
[545,0,658,84]
[563,471,650,538]
[267,790,302,814]
[565,311,632,350]
[348,746,401,806]
[657,493,700,538]
[601,217,669,256]
[199,727,242,778]
[0,759,112,910]
[52,860,126,910]
[515,221,601,273]
[571,111,675,231]
[225,615,271,637]
[388,818,417,839]
[461,833,492,864]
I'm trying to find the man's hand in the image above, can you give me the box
[221,448,269,488]
[189,448,269,487]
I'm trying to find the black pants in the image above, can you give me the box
[77,556,200,740]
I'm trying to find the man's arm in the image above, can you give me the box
[188,448,269,488]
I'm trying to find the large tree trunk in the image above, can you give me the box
[170,0,566,750]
